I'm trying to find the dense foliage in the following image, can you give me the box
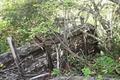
[0,0,120,77]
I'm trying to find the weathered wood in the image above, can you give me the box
[7,37,24,77]
[0,27,99,68]
[45,45,54,71]
[0,52,14,67]
[29,73,50,80]
[0,43,42,67]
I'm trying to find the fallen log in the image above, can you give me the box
[0,35,61,68]
[0,43,42,67]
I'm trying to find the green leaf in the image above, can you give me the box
[52,68,61,76]
[82,67,91,77]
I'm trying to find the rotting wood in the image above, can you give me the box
[7,37,24,78]
[56,44,60,69]
[83,30,88,54]
[45,45,54,71]
[0,27,99,68]
[29,72,50,80]
[0,44,42,66]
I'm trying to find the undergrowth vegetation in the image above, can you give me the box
[0,0,120,78]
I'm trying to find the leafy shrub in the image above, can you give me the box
[93,55,117,74]
[0,0,59,53]
[82,67,91,77]
[52,68,61,77]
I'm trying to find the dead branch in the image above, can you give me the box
[7,37,24,78]
[29,73,50,80]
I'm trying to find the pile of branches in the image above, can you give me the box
[0,21,100,80]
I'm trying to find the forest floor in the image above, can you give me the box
[0,30,119,80]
